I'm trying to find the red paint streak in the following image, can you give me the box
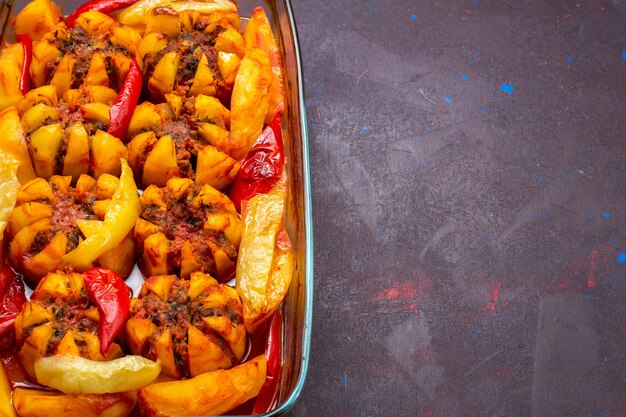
[374,282,418,301]
[587,250,598,288]
[373,278,430,314]
[487,280,502,319]
[423,409,433,417]
[553,246,614,291]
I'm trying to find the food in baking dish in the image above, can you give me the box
[0,0,292,415]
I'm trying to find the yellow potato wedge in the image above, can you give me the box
[12,388,136,417]
[137,355,266,417]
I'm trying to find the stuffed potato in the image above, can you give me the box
[29,11,140,96]
[125,272,246,378]
[126,94,239,189]
[136,177,240,280]
[13,270,125,380]
[131,6,243,102]
[8,168,138,285]
[14,84,128,181]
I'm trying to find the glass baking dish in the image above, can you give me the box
[0,0,313,415]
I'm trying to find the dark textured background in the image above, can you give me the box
[288,0,626,416]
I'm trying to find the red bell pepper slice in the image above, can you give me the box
[15,34,32,95]
[0,266,26,338]
[107,58,142,140]
[229,112,284,212]
[83,267,131,356]
[65,0,139,28]
[252,312,282,415]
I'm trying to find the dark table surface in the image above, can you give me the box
[288,0,626,416]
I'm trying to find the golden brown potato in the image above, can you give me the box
[16,87,127,182]
[12,388,136,417]
[0,44,25,112]
[137,355,266,417]
[12,0,62,41]
[136,178,241,281]
[30,11,139,92]
[243,6,285,124]
[118,0,238,35]
[229,48,273,159]
[126,95,239,190]
[8,173,137,284]
[13,271,125,380]
[0,107,36,184]
[126,272,246,379]
[237,189,294,333]
[0,363,16,417]
[134,8,243,101]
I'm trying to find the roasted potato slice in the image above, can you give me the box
[12,0,62,41]
[237,190,294,333]
[12,388,136,417]
[137,355,266,417]
[229,48,273,159]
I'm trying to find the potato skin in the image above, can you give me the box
[138,355,266,417]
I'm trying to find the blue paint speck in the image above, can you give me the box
[472,0,479,5]
[588,220,593,225]
[510,306,518,311]
[622,51,626,60]
[487,234,494,241]
[624,378,626,383]
[567,56,573,62]
[444,96,454,103]
[501,83,515,94]
[342,372,348,388]
[617,252,626,264]
[362,125,369,132]
[471,328,481,336]
[603,212,610,218]
[533,363,541,369]
[377,226,385,233]
[448,12,454,17]
[600,410,606,417]
[567,312,573,321]
[410,214,417,222]
[461,74,469,81]
[410,13,418,21]
[481,107,487,113]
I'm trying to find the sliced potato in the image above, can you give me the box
[12,388,136,417]
[138,355,266,417]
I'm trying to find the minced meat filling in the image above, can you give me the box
[132,280,240,378]
[143,29,224,98]
[52,26,131,90]
[25,184,97,263]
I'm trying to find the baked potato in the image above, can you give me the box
[13,271,125,380]
[136,177,240,280]
[126,94,239,189]
[30,11,140,96]
[17,85,127,181]
[125,272,246,378]
[8,169,138,284]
